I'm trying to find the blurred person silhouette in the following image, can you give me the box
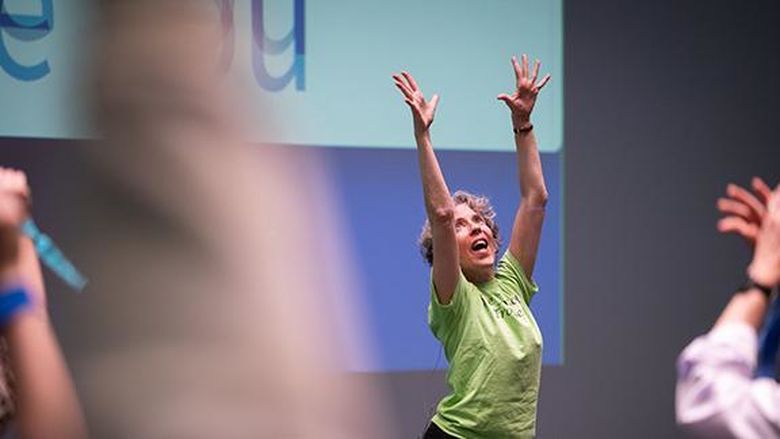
[68,1,393,437]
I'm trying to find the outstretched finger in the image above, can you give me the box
[394,73,414,93]
[521,54,529,79]
[511,56,522,83]
[535,74,551,91]
[430,94,440,109]
[401,71,419,92]
[717,198,754,221]
[752,177,772,205]
[531,59,540,85]
[497,93,513,109]
[393,78,413,100]
[718,216,759,242]
[393,74,412,92]
[727,183,766,220]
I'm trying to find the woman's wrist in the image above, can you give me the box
[414,128,431,141]
[512,115,532,131]
[748,262,779,289]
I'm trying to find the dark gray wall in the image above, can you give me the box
[550,1,779,437]
[3,1,780,437]
[385,1,780,438]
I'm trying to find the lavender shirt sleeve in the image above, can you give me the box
[676,323,780,438]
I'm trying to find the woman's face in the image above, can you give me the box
[453,203,497,283]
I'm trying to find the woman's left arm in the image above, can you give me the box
[497,55,551,278]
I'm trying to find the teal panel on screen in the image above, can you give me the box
[0,0,92,138]
[234,0,563,152]
[0,0,562,152]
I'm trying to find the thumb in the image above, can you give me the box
[497,94,512,107]
[430,94,440,109]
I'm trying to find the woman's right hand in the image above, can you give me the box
[717,177,772,245]
[392,71,439,135]
[749,186,780,286]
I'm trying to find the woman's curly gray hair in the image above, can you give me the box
[418,190,501,266]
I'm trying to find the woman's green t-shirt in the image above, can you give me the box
[429,251,543,438]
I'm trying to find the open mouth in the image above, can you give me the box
[471,238,489,252]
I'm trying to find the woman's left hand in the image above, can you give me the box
[497,54,551,126]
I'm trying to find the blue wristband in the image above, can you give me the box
[0,287,31,327]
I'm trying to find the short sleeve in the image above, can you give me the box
[429,270,472,339]
[496,251,539,304]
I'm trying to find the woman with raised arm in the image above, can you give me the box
[392,54,551,439]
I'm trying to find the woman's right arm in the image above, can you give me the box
[393,72,459,304]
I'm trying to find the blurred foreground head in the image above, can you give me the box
[77,1,392,437]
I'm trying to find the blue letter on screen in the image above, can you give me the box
[215,0,235,71]
[0,0,53,81]
[251,0,305,92]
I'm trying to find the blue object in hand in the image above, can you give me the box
[0,287,31,327]
[21,219,87,292]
